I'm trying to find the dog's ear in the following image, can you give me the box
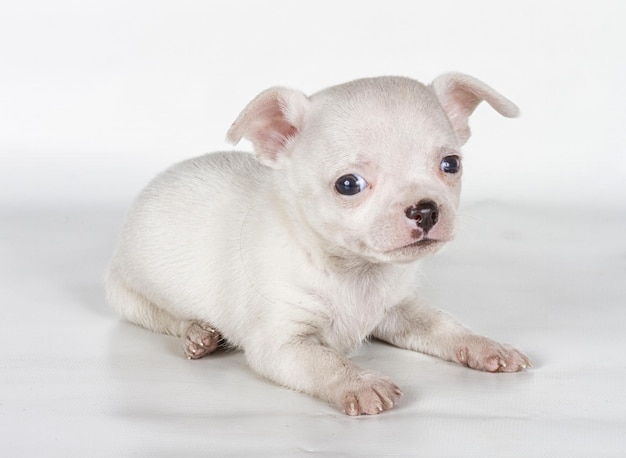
[226,87,309,167]
[431,73,519,145]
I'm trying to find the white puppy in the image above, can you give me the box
[106,73,531,415]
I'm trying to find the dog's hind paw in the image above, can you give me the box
[183,322,222,360]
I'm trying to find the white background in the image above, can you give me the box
[2,2,626,456]
[1,0,625,207]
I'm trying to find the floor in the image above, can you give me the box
[1,201,625,457]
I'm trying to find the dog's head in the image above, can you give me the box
[227,74,518,263]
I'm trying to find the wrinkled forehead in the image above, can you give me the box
[303,77,459,169]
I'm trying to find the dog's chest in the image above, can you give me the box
[319,268,399,354]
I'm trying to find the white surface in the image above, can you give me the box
[1,202,625,456]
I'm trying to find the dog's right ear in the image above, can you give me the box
[226,87,309,168]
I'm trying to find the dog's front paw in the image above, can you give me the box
[455,335,531,372]
[338,372,403,416]
[183,322,221,359]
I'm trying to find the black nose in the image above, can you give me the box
[405,199,439,234]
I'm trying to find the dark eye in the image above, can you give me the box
[335,174,369,195]
[440,155,461,174]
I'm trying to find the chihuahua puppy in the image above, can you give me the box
[106,73,530,415]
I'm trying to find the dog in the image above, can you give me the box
[106,73,531,416]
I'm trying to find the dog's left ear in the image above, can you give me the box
[226,87,309,168]
[431,73,519,145]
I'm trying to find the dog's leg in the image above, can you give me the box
[243,330,402,415]
[373,300,531,372]
[105,270,183,335]
[106,270,222,358]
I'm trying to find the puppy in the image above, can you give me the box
[106,73,530,416]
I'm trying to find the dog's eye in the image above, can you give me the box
[440,155,461,174]
[335,174,369,195]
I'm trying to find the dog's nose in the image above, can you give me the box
[405,199,439,234]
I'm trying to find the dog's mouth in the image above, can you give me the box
[385,238,443,256]
[407,238,439,248]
